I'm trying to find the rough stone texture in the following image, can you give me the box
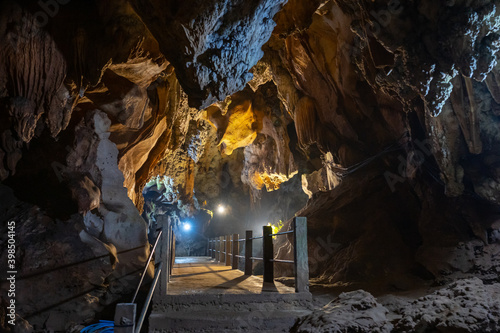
[349,0,500,117]
[292,290,393,333]
[0,185,114,331]
[130,0,288,109]
[397,278,500,332]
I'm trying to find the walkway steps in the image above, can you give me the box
[148,257,313,333]
[149,293,313,332]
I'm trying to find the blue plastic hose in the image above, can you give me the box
[80,320,114,333]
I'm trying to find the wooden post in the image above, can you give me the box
[220,236,224,263]
[263,225,274,283]
[294,217,309,293]
[114,303,136,333]
[214,239,217,261]
[211,239,215,258]
[208,239,211,257]
[167,225,171,283]
[245,230,252,275]
[168,226,175,283]
[212,239,215,259]
[216,237,219,262]
[154,216,169,301]
[225,235,231,266]
[232,234,239,269]
[216,238,220,261]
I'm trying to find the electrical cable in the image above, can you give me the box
[328,133,408,178]
[80,320,114,333]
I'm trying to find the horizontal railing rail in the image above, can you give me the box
[207,217,309,293]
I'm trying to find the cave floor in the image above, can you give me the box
[167,256,296,295]
[150,257,312,332]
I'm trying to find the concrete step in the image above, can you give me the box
[153,293,312,311]
[149,293,313,333]
[149,309,312,332]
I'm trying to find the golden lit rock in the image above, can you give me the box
[219,99,262,155]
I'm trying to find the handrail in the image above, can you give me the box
[269,230,294,236]
[114,224,175,333]
[207,217,309,293]
[131,228,163,303]
[135,262,162,333]
[271,259,294,263]
[17,245,146,281]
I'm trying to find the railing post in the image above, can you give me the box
[219,236,224,263]
[213,239,217,260]
[216,238,220,261]
[168,226,174,283]
[245,230,252,275]
[114,303,136,333]
[211,239,215,259]
[263,225,274,283]
[154,215,169,301]
[294,217,309,293]
[232,233,239,269]
[212,237,219,261]
[218,237,222,262]
[167,225,171,283]
[225,235,231,266]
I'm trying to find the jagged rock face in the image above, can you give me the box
[0,0,172,328]
[396,278,500,332]
[347,1,500,117]
[0,185,115,331]
[266,0,500,289]
[129,0,288,109]
[2,0,500,329]
[295,278,500,333]
[205,82,298,197]
[294,290,394,332]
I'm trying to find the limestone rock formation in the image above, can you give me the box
[397,278,500,332]
[0,185,115,331]
[293,290,394,333]
[2,0,500,330]
[129,0,288,109]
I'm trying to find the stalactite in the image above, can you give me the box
[485,67,500,104]
[450,75,482,155]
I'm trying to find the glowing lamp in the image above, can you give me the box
[217,205,226,214]
[183,223,192,231]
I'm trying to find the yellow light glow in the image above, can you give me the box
[217,205,226,214]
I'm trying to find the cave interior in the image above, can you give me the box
[2,0,500,332]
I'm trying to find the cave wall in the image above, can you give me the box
[270,0,500,289]
[1,0,500,329]
[0,0,293,329]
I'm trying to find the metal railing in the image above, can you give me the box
[114,222,175,333]
[207,217,309,293]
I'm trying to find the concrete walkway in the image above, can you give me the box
[167,256,296,295]
[149,257,312,332]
